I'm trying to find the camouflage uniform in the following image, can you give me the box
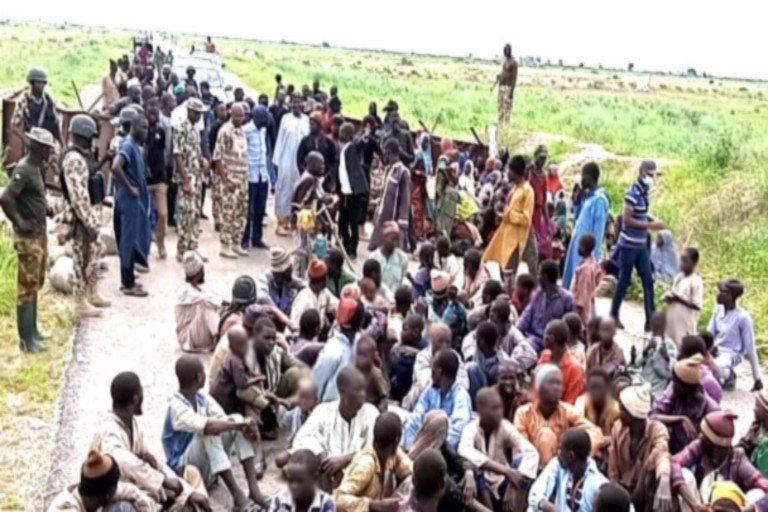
[61,150,101,298]
[173,118,204,255]
[11,88,62,189]
[212,122,248,248]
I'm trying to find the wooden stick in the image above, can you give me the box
[86,92,104,114]
[418,120,431,134]
[319,207,358,275]
[470,126,485,146]
[71,80,84,110]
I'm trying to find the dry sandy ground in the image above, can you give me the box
[40,200,761,511]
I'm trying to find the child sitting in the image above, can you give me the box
[291,309,325,367]
[273,450,334,512]
[360,277,391,311]
[209,324,263,418]
[275,381,320,469]
[390,314,426,402]
[563,312,587,368]
[409,243,435,300]
[632,311,677,396]
[510,273,536,317]
[434,236,460,283]
[355,336,389,411]
[585,317,626,378]
[571,233,604,326]
[586,316,602,349]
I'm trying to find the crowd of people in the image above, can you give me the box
[2,38,767,512]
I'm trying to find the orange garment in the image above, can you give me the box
[483,181,534,267]
[537,349,585,404]
[571,256,604,326]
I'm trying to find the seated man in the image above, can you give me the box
[607,383,673,512]
[175,251,221,352]
[492,360,530,423]
[528,428,608,512]
[93,372,209,511]
[403,349,473,450]
[402,323,469,410]
[458,388,539,512]
[537,320,585,404]
[574,368,620,437]
[256,247,305,324]
[594,483,633,512]
[514,365,601,469]
[292,367,380,490]
[398,449,447,512]
[270,450,335,512]
[291,260,339,333]
[162,355,267,510]
[292,309,326,368]
[491,299,537,372]
[334,413,413,512]
[354,336,390,411]
[325,247,357,298]
[516,260,574,353]
[314,299,366,402]
[390,314,426,403]
[48,450,154,512]
[465,321,509,403]
[368,222,408,295]
[672,411,768,512]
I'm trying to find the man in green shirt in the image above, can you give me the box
[0,127,55,352]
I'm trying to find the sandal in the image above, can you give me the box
[123,286,149,297]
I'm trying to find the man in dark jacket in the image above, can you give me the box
[334,122,370,258]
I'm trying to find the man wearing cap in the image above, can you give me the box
[173,98,208,261]
[672,410,768,512]
[707,279,762,392]
[175,251,222,352]
[1,128,55,352]
[297,111,337,176]
[256,247,305,323]
[47,449,155,511]
[61,114,111,317]
[213,103,249,258]
[112,114,152,297]
[273,96,310,236]
[313,299,365,402]
[608,384,674,512]
[368,222,408,295]
[610,160,665,331]
[653,355,721,455]
[291,260,339,333]
[242,105,272,251]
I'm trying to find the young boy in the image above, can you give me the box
[275,380,320,469]
[663,247,703,346]
[434,235,459,284]
[571,233,604,327]
[466,321,507,403]
[390,314,425,402]
[209,324,263,418]
[563,312,587,368]
[633,310,678,396]
[361,277,391,310]
[585,317,626,378]
[355,335,390,411]
[292,309,324,367]
[574,367,620,437]
[586,316,602,349]
[270,450,335,512]
[458,388,539,512]
[510,273,536,317]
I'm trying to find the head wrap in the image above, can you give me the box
[534,363,561,392]
[307,260,328,280]
[270,247,292,273]
[337,298,359,326]
[231,276,257,306]
[710,481,747,508]
[341,283,361,300]
[674,354,703,385]
[430,270,451,295]
[701,410,738,448]
[619,384,652,419]
[382,221,401,239]
[78,450,121,498]
[252,105,269,126]
[651,229,678,281]
[182,251,204,277]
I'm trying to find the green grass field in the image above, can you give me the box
[220,39,768,344]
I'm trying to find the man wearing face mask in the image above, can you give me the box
[610,160,665,332]
[93,372,211,511]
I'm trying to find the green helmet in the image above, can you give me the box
[69,114,98,139]
[26,67,48,84]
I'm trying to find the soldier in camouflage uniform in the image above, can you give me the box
[212,103,249,259]
[11,67,64,189]
[0,128,55,352]
[172,98,208,261]
[61,115,110,317]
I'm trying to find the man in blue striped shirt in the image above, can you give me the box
[242,105,271,251]
[610,160,665,331]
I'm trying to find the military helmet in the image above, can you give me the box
[69,114,98,139]
[27,67,48,84]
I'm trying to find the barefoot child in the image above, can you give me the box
[571,233,604,326]
[209,325,264,419]
[663,247,703,347]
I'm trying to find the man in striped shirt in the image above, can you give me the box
[610,161,665,331]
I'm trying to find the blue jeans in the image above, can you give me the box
[610,244,655,327]
[242,181,269,247]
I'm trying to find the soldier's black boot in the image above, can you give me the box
[18,302,44,353]
[33,295,51,342]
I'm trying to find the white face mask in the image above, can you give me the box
[641,175,655,189]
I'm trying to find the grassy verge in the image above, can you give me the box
[221,39,768,343]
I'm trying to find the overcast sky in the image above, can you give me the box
[5,0,766,80]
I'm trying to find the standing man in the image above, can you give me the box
[145,103,169,259]
[272,96,310,236]
[213,103,249,259]
[380,110,414,165]
[297,112,337,176]
[527,145,550,267]
[0,128,55,352]
[334,122,370,259]
[11,67,63,188]
[242,105,271,251]
[173,98,208,261]
[562,162,610,288]
[60,115,109,317]
[492,44,518,128]
[368,139,411,251]
[610,160,664,331]
[112,114,151,298]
